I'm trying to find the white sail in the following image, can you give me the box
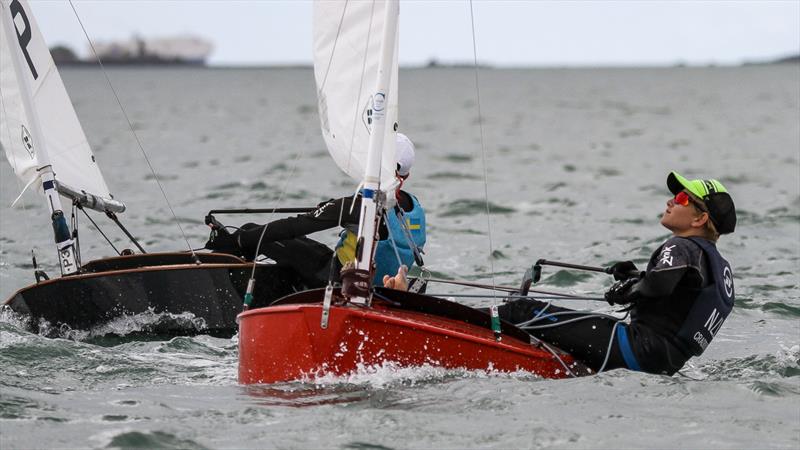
[0,0,118,210]
[313,0,399,189]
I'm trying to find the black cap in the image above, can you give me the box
[667,171,736,234]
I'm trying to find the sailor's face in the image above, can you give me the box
[660,195,703,233]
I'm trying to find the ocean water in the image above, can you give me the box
[1,65,799,449]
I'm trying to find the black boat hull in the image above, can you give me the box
[3,252,311,337]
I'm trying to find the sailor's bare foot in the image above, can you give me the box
[382,265,409,290]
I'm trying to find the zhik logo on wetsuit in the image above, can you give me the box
[723,266,733,298]
[659,245,676,266]
[312,201,335,218]
[704,308,724,336]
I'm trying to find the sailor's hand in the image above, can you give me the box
[605,278,639,305]
[382,265,409,291]
[608,260,642,281]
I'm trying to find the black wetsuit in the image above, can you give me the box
[236,192,414,286]
[499,236,714,375]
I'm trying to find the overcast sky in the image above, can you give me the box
[30,0,800,67]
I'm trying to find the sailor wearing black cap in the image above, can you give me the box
[206,133,426,288]
[492,172,737,375]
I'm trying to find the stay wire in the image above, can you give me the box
[67,0,196,260]
[468,0,498,301]
[77,205,120,256]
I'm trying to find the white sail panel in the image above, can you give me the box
[0,0,112,202]
[313,0,399,189]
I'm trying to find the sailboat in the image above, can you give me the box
[238,0,589,383]
[0,0,310,336]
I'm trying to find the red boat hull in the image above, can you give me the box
[238,291,586,383]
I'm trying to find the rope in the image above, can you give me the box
[597,322,621,373]
[514,305,630,375]
[468,0,498,303]
[67,0,196,259]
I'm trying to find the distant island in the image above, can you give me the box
[773,54,800,64]
[52,35,212,66]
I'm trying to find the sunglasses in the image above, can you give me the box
[674,191,707,212]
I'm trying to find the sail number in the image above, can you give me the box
[9,0,38,80]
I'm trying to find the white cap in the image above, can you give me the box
[395,133,415,177]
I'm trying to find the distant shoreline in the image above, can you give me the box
[56,60,799,70]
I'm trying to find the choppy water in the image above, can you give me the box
[1,65,799,449]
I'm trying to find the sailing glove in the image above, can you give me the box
[605,278,639,305]
[608,260,644,281]
[205,228,243,257]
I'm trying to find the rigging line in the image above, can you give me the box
[67,0,196,258]
[422,277,592,299]
[383,210,405,268]
[468,0,498,300]
[395,206,424,265]
[78,206,121,256]
[249,147,307,280]
[70,203,81,266]
[520,313,622,330]
[422,293,605,301]
[515,310,625,329]
[346,0,377,176]
[318,0,349,93]
[537,340,577,378]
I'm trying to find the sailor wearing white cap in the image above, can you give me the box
[206,133,426,289]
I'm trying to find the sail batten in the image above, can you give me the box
[0,0,122,211]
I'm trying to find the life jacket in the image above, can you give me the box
[674,237,735,356]
[336,193,426,285]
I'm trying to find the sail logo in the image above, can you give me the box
[20,125,34,158]
[362,99,373,131]
[658,244,676,266]
[723,266,733,298]
[9,0,38,80]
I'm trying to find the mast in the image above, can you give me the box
[2,0,78,275]
[351,0,399,303]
